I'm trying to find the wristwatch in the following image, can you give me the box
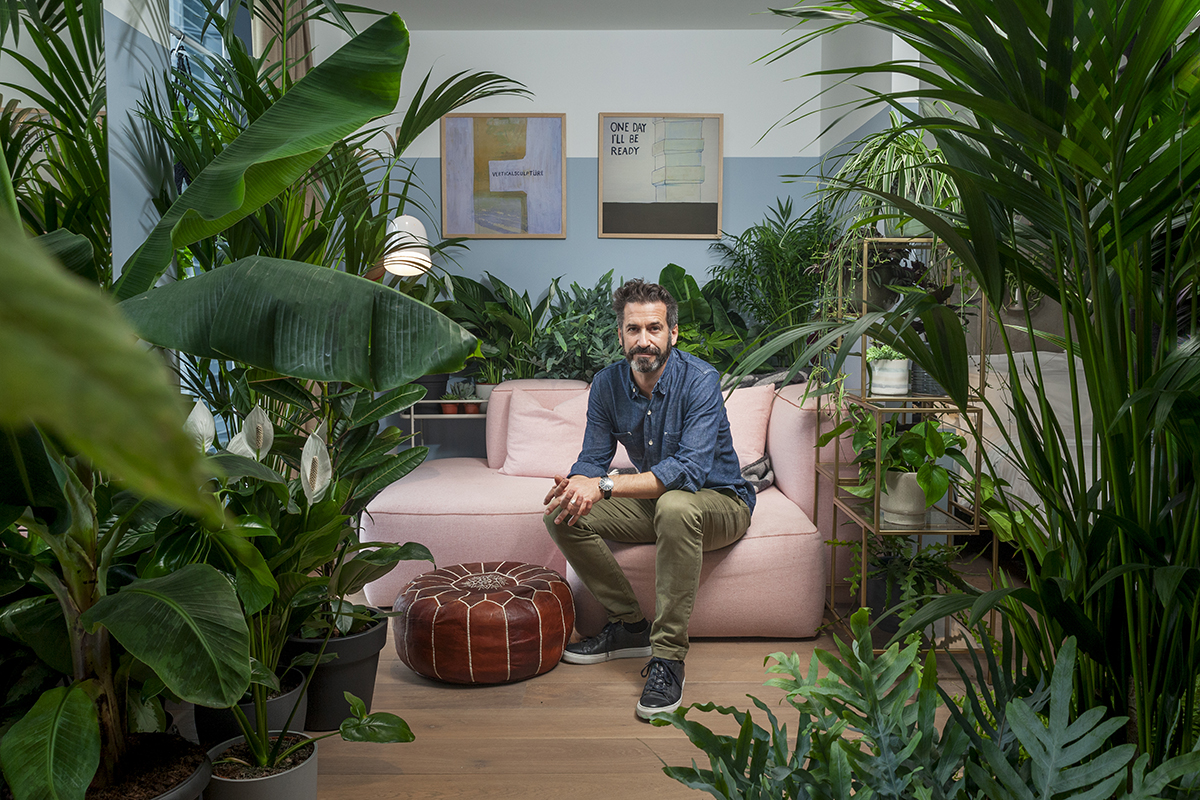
[598,475,614,500]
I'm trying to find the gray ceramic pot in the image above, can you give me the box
[203,733,317,800]
[159,755,211,800]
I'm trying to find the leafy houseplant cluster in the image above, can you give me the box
[822,412,971,512]
[442,263,751,385]
[0,1,522,798]
[709,198,835,368]
[654,610,1200,799]
[725,0,1200,777]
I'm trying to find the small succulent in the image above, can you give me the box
[450,382,477,400]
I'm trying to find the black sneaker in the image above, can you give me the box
[561,620,652,665]
[636,657,685,719]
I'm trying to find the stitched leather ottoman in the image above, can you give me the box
[393,561,574,684]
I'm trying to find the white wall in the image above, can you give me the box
[311,25,827,159]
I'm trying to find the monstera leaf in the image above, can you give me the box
[120,257,476,390]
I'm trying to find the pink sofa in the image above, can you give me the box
[362,378,849,639]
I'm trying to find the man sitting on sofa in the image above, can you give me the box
[542,278,754,719]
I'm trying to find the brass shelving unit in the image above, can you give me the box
[818,237,997,652]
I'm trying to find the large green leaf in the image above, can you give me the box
[79,564,251,708]
[0,683,99,800]
[0,218,217,520]
[119,258,476,391]
[112,13,411,301]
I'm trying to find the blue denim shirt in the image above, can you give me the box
[569,349,755,514]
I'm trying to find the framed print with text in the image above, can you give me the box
[441,113,566,239]
[598,113,723,239]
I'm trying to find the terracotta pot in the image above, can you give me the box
[204,733,317,800]
[463,403,481,414]
[869,359,910,396]
[283,614,388,731]
[879,472,928,526]
[439,403,459,414]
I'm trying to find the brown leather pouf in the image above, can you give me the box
[393,561,574,684]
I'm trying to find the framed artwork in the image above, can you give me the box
[441,113,566,239]
[598,113,723,239]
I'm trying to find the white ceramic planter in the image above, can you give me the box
[869,359,910,396]
[880,472,928,526]
[474,382,498,411]
[204,733,318,800]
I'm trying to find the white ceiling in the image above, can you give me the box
[365,0,801,31]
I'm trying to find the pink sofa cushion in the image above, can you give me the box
[724,384,775,467]
[498,386,634,478]
[360,457,568,606]
[497,381,775,478]
[486,380,590,470]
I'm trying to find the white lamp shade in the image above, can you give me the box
[383,215,433,276]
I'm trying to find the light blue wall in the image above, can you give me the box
[402,155,824,300]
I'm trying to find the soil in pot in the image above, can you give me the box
[205,733,318,800]
[87,733,210,800]
[210,734,314,781]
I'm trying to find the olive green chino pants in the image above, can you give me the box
[544,488,751,661]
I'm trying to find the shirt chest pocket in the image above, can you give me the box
[662,430,682,455]
[615,431,642,459]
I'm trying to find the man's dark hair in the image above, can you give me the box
[612,279,679,329]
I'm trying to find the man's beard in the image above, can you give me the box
[626,343,670,374]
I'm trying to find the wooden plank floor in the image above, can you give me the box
[315,631,836,800]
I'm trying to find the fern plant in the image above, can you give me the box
[655,610,1200,799]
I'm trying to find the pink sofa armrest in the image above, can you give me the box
[485,379,589,469]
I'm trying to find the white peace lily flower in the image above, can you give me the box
[226,430,252,459]
[300,431,332,504]
[184,401,215,453]
[238,405,274,461]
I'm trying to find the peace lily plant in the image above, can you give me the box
[178,401,414,768]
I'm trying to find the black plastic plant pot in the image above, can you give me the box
[283,612,388,731]
[193,671,308,747]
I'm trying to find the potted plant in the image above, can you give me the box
[467,347,507,405]
[708,198,835,368]
[822,411,972,526]
[864,343,910,396]
[438,392,461,414]
[443,273,549,382]
[153,405,422,800]
[838,534,970,639]
[529,271,624,381]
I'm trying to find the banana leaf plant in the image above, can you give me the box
[0,8,489,798]
[736,0,1200,768]
[0,222,250,797]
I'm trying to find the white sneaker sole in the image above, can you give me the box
[636,678,685,719]
[561,645,652,665]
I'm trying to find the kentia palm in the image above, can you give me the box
[739,0,1200,767]
[709,198,835,367]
